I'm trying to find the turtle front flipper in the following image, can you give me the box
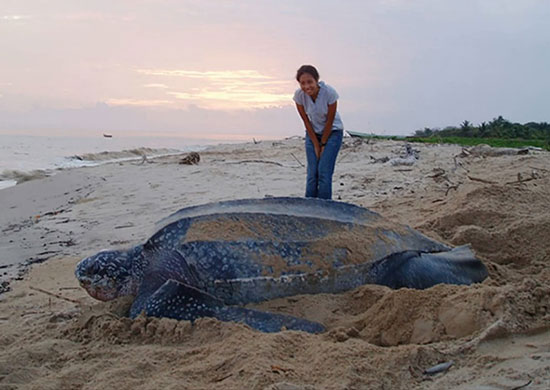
[144,280,325,334]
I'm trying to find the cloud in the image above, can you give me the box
[137,69,273,80]
[143,83,169,89]
[136,68,294,110]
[56,12,135,23]
[105,98,174,107]
[1,15,32,21]
[167,89,292,110]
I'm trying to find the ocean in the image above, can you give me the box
[0,134,224,190]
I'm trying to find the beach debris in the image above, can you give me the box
[509,380,533,390]
[114,223,135,229]
[423,360,454,375]
[388,143,418,166]
[271,365,294,374]
[213,373,233,383]
[467,175,498,184]
[529,165,550,172]
[226,159,284,167]
[453,156,469,172]
[458,147,471,158]
[505,170,545,185]
[445,184,460,196]
[353,138,366,146]
[370,156,390,164]
[428,168,448,181]
[427,168,460,195]
[290,153,305,167]
[462,144,531,158]
[179,152,200,165]
[29,286,81,305]
[389,155,416,166]
[0,281,10,294]
[132,155,150,165]
[336,151,350,163]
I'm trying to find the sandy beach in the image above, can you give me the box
[0,137,549,390]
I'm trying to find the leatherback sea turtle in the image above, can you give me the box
[76,197,487,333]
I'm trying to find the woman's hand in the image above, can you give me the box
[315,143,322,159]
[319,145,325,158]
[295,102,325,159]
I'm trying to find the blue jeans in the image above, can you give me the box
[305,130,343,199]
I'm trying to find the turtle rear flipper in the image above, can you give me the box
[370,245,488,289]
[144,280,325,334]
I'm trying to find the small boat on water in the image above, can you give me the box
[103,133,113,138]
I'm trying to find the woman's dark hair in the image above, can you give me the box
[296,65,319,82]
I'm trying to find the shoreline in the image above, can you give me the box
[1,137,549,389]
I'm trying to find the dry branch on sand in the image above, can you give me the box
[226,159,285,167]
[29,286,81,305]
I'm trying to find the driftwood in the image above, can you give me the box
[510,380,533,390]
[462,144,530,157]
[370,156,389,164]
[505,170,545,185]
[428,168,446,178]
[467,175,497,184]
[445,184,460,196]
[506,177,536,185]
[226,160,284,167]
[270,365,294,374]
[529,165,550,172]
[213,373,233,383]
[290,153,305,167]
[453,156,469,172]
[337,152,350,163]
[428,168,450,183]
[132,155,149,165]
[179,152,200,165]
[30,286,81,305]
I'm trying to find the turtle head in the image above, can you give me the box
[75,245,146,301]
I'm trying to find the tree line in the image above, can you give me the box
[414,116,550,140]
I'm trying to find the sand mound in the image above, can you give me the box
[2,140,550,390]
[421,181,550,270]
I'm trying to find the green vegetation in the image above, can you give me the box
[405,136,548,150]
[409,116,550,150]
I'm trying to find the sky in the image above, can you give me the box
[0,0,549,140]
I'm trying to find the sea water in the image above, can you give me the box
[0,134,222,190]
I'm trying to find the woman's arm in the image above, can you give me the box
[296,103,321,158]
[320,101,337,147]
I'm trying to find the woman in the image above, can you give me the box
[293,65,344,199]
